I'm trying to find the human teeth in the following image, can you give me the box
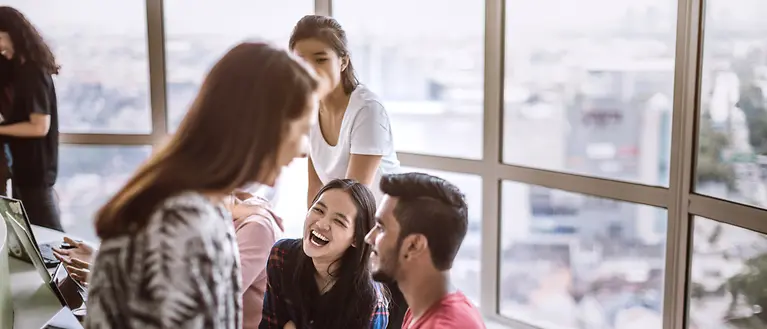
[311,230,329,242]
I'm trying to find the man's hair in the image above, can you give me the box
[380,172,468,271]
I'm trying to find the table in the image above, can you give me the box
[1,217,12,328]
[10,225,84,329]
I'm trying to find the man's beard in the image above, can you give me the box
[372,268,396,284]
[371,252,398,284]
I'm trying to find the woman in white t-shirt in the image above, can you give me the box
[289,15,400,208]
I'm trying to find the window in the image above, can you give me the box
[401,167,482,305]
[5,0,152,134]
[333,0,485,159]
[502,0,677,185]
[57,146,152,242]
[270,158,309,239]
[695,0,767,209]
[163,0,314,131]
[688,217,767,329]
[500,181,666,329]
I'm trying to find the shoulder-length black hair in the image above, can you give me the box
[287,178,384,328]
[0,6,59,75]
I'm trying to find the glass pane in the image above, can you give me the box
[5,1,151,134]
[333,0,485,159]
[401,167,482,305]
[688,217,767,329]
[164,0,314,132]
[502,0,677,186]
[695,1,767,209]
[57,146,152,242]
[270,158,308,239]
[500,181,667,328]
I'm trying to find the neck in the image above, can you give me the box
[321,85,350,115]
[312,256,339,291]
[399,269,451,319]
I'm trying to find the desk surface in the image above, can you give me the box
[11,225,82,329]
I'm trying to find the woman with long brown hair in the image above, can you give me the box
[83,42,322,329]
[0,6,62,230]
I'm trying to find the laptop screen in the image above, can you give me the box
[0,196,85,310]
[0,196,50,282]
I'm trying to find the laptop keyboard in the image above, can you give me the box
[38,243,62,268]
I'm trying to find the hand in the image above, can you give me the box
[65,258,91,287]
[233,201,285,232]
[52,237,94,265]
[284,321,296,329]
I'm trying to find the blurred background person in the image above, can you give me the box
[0,6,62,230]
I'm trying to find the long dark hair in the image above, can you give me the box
[95,42,319,239]
[0,6,59,75]
[287,179,383,328]
[289,15,359,95]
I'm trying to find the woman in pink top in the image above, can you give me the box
[230,191,284,329]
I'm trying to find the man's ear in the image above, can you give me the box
[400,234,428,260]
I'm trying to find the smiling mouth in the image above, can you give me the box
[309,230,330,247]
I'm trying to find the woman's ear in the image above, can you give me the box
[341,56,349,72]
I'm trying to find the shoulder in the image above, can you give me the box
[350,86,388,119]
[157,192,224,222]
[430,294,484,328]
[268,238,302,266]
[235,214,279,246]
[19,64,53,87]
[146,192,231,243]
[272,237,301,251]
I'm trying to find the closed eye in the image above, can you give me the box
[312,207,324,215]
[334,218,348,228]
[315,58,329,64]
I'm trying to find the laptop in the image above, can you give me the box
[41,307,84,329]
[1,196,87,318]
[0,195,61,268]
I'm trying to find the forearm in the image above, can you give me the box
[0,121,47,137]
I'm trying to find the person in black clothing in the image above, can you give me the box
[0,6,62,231]
[0,55,13,196]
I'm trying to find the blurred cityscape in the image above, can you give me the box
[7,0,767,328]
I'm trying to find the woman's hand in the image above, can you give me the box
[65,258,91,287]
[52,237,94,265]
[52,237,94,286]
[284,321,296,329]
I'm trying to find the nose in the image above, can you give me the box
[364,228,376,246]
[315,217,331,231]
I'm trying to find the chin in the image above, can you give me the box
[371,270,395,284]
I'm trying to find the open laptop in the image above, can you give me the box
[1,196,87,319]
[0,195,61,268]
[42,306,84,329]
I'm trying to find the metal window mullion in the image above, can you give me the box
[495,163,669,208]
[316,0,332,16]
[663,0,704,326]
[146,0,169,145]
[60,133,154,145]
[689,194,767,234]
[482,0,505,315]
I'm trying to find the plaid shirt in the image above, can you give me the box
[260,239,389,329]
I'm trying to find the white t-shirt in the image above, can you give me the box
[309,85,400,203]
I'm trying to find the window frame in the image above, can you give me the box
[57,0,767,328]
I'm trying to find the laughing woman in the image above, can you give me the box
[260,179,388,329]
